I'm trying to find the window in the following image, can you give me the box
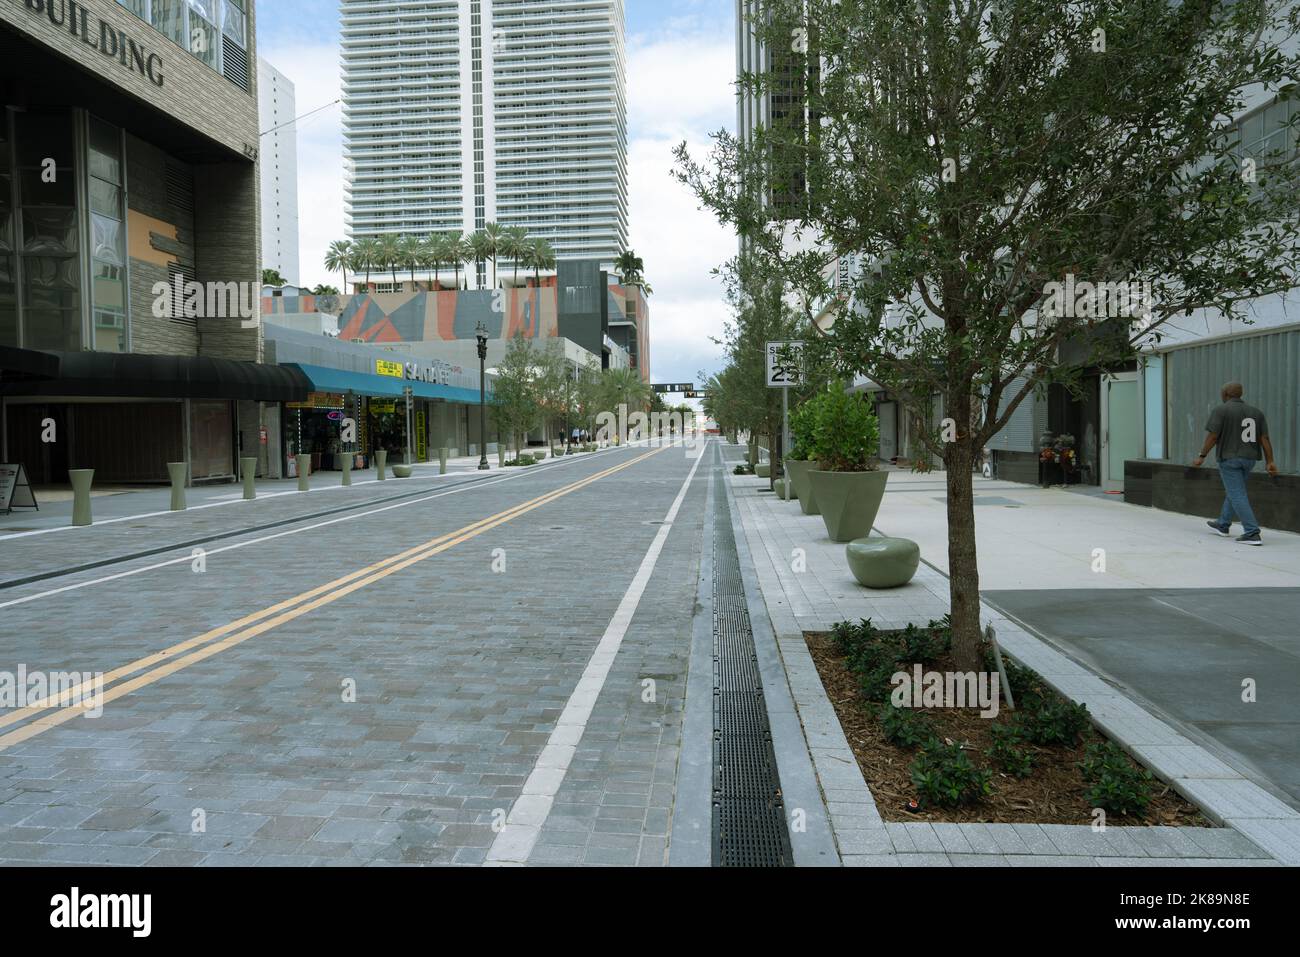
[89,117,127,352]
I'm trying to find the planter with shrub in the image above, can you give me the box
[804,384,887,542]
[785,400,819,514]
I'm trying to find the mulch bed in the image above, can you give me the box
[805,630,1210,826]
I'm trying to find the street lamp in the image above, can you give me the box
[476,321,490,470]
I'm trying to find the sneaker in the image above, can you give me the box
[1206,520,1231,537]
[1235,531,1263,546]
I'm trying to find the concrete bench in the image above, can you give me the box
[845,536,920,588]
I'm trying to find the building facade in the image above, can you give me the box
[341,0,628,267]
[258,54,299,285]
[0,0,300,486]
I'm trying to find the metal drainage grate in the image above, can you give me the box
[711,466,793,867]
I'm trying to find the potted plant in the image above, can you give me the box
[805,384,886,542]
[785,400,820,515]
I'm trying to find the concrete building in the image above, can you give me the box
[0,0,300,485]
[341,0,628,268]
[258,55,299,285]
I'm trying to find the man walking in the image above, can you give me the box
[1194,382,1278,545]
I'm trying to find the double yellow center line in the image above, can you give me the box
[0,448,663,752]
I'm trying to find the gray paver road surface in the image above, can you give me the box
[0,442,709,866]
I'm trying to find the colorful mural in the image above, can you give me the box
[336,279,561,344]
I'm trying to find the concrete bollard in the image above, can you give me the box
[439,447,448,475]
[69,468,94,527]
[167,462,187,511]
[376,449,387,481]
[241,457,258,500]
[342,455,352,486]
[296,454,311,491]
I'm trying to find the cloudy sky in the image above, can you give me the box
[256,0,738,389]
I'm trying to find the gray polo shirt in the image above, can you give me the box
[1206,398,1269,462]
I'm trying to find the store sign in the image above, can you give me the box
[375,359,404,378]
[287,392,345,410]
[15,0,166,88]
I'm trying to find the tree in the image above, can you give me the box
[324,240,352,291]
[397,235,421,284]
[598,367,653,434]
[351,237,381,287]
[483,221,506,288]
[531,341,573,445]
[469,230,494,290]
[491,332,545,456]
[525,237,556,287]
[262,268,285,287]
[499,226,531,285]
[615,249,653,296]
[377,234,401,285]
[311,284,340,296]
[421,234,442,287]
[677,0,1300,669]
[446,231,469,290]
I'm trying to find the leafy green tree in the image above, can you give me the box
[678,0,1300,668]
[351,237,381,286]
[525,237,556,287]
[491,332,544,456]
[261,268,285,287]
[469,230,494,290]
[483,222,506,288]
[376,234,401,284]
[499,226,532,285]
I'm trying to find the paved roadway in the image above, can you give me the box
[0,440,710,866]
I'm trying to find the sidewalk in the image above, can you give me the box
[726,449,1300,866]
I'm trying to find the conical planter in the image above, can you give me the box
[807,469,888,542]
[785,459,819,515]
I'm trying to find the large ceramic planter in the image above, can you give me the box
[807,469,888,542]
[755,463,770,478]
[785,459,819,515]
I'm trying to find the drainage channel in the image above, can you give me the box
[711,462,793,867]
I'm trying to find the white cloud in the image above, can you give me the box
[259,22,738,385]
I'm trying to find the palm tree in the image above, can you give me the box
[420,235,440,288]
[527,237,556,288]
[482,221,506,288]
[499,225,531,285]
[600,366,653,418]
[325,240,352,291]
[378,234,401,285]
[352,237,381,287]
[397,235,421,285]
[615,248,653,297]
[446,231,469,290]
[469,230,494,290]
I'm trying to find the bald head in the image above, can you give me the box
[1222,382,1244,401]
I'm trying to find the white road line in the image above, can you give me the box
[483,439,709,865]
[0,444,649,611]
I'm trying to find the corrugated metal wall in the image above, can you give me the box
[988,376,1047,452]
[1165,328,1299,474]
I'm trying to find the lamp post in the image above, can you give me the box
[476,322,490,470]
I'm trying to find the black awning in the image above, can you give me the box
[0,346,60,380]
[0,350,312,402]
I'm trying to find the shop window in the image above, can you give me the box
[89,117,127,353]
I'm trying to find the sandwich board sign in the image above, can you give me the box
[0,463,38,513]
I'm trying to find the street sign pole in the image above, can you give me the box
[782,385,789,468]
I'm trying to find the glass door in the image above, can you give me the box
[1101,371,1141,492]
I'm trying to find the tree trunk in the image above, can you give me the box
[944,437,983,672]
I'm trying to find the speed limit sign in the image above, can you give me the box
[766,341,803,388]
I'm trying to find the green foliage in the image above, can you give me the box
[802,383,880,472]
[909,739,992,808]
[898,621,950,664]
[878,704,935,749]
[1080,742,1153,817]
[857,659,900,703]
[504,454,537,467]
[733,463,754,475]
[986,723,1035,778]
[1020,696,1091,747]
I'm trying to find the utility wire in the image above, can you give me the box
[260,99,341,137]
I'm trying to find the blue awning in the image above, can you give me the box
[284,363,485,405]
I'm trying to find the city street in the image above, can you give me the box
[0,442,709,866]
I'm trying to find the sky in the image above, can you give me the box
[256,0,738,391]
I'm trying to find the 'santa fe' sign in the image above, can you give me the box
[18,0,166,88]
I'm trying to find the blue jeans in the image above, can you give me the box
[1217,457,1260,536]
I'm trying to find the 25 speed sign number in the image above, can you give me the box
[766,341,804,388]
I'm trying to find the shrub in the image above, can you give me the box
[898,622,950,664]
[733,463,754,475]
[982,648,1042,704]
[986,723,1035,778]
[910,738,992,808]
[879,704,935,748]
[858,659,900,703]
[802,382,880,472]
[1020,696,1091,746]
[505,454,537,467]
[830,617,879,655]
[1079,742,1153,817]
